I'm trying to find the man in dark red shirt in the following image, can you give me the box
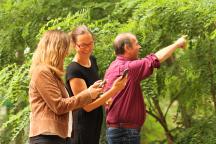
[104,33,187,144]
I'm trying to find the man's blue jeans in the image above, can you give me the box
[106,127,140,144]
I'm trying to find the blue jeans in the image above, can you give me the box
[106,127,140,144]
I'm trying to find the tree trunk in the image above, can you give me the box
[152,96,174,144]
[15,49,25,65]
[207,61,216,112]
[178,103,192,128]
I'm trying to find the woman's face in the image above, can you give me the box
[75,33,94,55]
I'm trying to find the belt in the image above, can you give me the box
[29,135,66,144]
[107,123,140,129]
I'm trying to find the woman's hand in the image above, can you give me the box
[87,80,103,99]
[111,75,128,92]
[105,98,113,106]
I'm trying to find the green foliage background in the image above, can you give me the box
[0,0,216,144]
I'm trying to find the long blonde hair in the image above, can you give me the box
[30,30,70,78]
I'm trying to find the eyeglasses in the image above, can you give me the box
[76,41,94,49]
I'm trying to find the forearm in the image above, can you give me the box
[83,87,118,112]
[71,89,93,109]
[51,89,92,115]
[155,43,179,63]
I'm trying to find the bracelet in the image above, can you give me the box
[96,93,103,99]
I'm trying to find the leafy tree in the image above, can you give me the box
[0,0,119,68]
[0,62,30,144]
[176,115,216,144]
[1,0,216,143]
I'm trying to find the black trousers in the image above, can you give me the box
[29,135,72,144]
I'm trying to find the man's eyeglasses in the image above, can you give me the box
[76,41,94,49]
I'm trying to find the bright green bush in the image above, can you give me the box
[0,62,30,144]
[176,115,216,144]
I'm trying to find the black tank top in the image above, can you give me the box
[65,55,103,144]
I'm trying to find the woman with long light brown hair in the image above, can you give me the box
[28,30,104,144]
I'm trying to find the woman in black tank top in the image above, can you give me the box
[65,25,127,144]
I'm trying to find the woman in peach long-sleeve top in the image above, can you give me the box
[28,30,127,144]
[28,30,103,144]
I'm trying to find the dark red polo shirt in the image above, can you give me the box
[104,54,160,127]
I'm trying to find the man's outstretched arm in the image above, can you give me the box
[155,36,187,63]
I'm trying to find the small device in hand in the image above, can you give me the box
[121,69,128,79]
[98,80,106,88]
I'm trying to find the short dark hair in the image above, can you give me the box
[113,33,134,55]
[114,38,131,55]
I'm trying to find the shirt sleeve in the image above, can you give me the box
[66,63,83,82]
[128,53,160,81]
[35,70,92,115]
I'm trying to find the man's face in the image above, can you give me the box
[128,36,141,60]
